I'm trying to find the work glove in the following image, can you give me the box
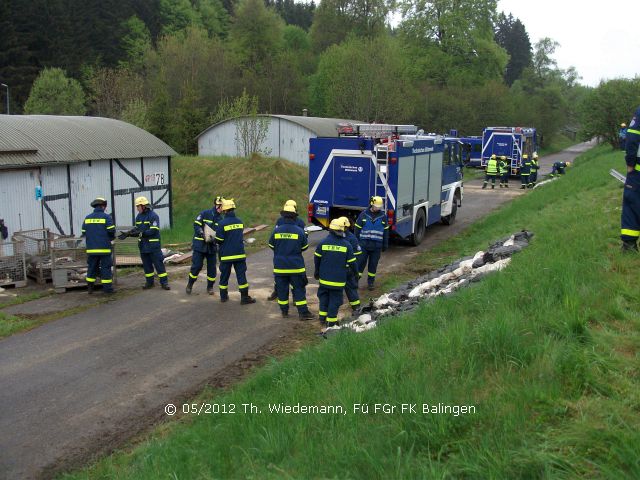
[313,272,320,280]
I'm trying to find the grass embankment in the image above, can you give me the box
[66,145,639,479]
[162,155,309,249]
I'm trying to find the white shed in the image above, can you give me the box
[0,115,177,237]
[196,115,359,166]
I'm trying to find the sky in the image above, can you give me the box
[497,0,640,87]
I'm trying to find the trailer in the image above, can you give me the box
[481,127,537,175]
[308,124,464,246]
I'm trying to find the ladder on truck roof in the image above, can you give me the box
[338,123,418,138]
[511,135,520,171]
[375,143,390,212]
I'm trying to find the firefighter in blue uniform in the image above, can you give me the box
[268,203,314,320]
[186,196,224,295]
[520,154,531,189]
[338,216,362,311]
[498,155,509,188]
[355,196,389,290]
[215,199,256,304]
[314,219,358,326]
[619,123,628,150]
[550,161,570,177]
[268,200,306,302]
[81,197,116,294]
[530,152,540,186]
[482,154,499,189]
[119,196,170,290]
[621,106,640,252]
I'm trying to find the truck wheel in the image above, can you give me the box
[442,192,459,225]
[410,209,426,246]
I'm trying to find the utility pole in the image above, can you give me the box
[1,83,9,114]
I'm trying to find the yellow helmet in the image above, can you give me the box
[522,154,528,159]
[533,152,539,159]
[621,123,627,128]
[490,154,496,159]
[221,199,236,211]
[329,218,345,232]
[215,195,225,206]
[337,216,351,228]
[370,196,384,208]
[135,196,150,206]
[283,200,297,213]
[565,162,571,167]
[282,204,297,213]
[500,155,506,160]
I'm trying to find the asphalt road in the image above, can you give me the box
[0,141,595,480]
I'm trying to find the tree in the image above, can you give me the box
[24,67,87,115]
[119,16,152,69]
[579,78,640,148]
[494,13,532,86]
[310,0,389,52]
[310,36,417,122]
[212,91,272,157]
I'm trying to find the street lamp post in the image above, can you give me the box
[0,83,9,114]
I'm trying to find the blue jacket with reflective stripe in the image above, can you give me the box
[276,215,306,230]
[345,230,362,257]
[268,218,308,274]
[135,209,162,253]
[314,231,357,289]
[192,208,220,254]
[355,208,389,249]
[215,211,246,262]
[82,208,115,255]
[625,106,640,169]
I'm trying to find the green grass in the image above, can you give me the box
[0,311,37,337]
[64,145,640,479]
[162,155,309,248]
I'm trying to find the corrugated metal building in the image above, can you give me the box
[196,115,359,166]
[0,115,177,237]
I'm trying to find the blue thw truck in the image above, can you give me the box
[308,124,464,246]
[481,127,537,174]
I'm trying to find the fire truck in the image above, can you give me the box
[308,124,464,246]
[481,127,537,175]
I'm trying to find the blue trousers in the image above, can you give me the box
[500,173,509,185]
[318,285,343,324]
[358,246,381,286]
[484,174,497,185]
[141,250,168,285]
[219,260,248,298]
[345,272,360,308]
[275,274,309,314]
[87,254,113,291]
[189,250,217,287]
[621,170,640,243]
[531,170,538,183]
[520,173,529,186]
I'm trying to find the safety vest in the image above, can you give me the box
[498,160,508,175]
[82,208,115,255]
[486,158,498,175]
[355,209,389,247]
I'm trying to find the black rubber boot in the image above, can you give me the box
[267,290,278,301]
[319,315,327,326]
[622,241,638,253]
[281,310,289,318]
[186,279,195,295]
[161,283,171,291]
[299,310,315,321]
[143,283,154,290]
[240,292,256,305]
[87,283,94,294]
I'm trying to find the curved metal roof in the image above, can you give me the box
[196,114,362,139]
[0,115,177,168]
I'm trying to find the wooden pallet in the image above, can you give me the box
[0,279,27,288]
